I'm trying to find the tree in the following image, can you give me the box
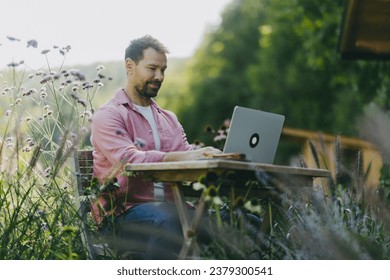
[177,0,390,150]
[179,0,269,144]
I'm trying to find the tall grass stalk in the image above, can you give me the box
[266,127,390,259]
[0,38,110,259]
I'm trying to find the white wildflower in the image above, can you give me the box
[244,199,262,214]
[193,182,206,191]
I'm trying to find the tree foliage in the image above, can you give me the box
[177,0,390,147]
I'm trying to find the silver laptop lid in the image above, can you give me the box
[223,106,285,164]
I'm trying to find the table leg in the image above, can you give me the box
[171,182,190,232]
[171,182,194,259]
[171,183,208,259]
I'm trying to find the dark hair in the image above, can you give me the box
[124,35,169,63]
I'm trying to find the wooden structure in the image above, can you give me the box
[281,127,383,188]
[339,0,390,59]
[336,0,388,184]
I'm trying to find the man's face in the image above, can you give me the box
[132,48,167,99]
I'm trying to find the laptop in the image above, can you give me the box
[222,106,285,164]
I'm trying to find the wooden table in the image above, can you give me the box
[125,159,330,259]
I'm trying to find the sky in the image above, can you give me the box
[0,0,232,69]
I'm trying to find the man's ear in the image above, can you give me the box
[125,58,135,74]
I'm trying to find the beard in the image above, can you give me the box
[135,80,161,99]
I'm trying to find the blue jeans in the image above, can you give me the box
[101,202,189,259]
[101,201,262,259]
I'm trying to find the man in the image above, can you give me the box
[91,35,221,259]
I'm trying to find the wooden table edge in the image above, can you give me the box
[125,159,331,178]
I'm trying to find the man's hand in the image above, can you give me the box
[162,146,222,162]
[192,146,223,159]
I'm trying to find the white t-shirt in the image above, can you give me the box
[134,104,164,200]
[134,104,161,151]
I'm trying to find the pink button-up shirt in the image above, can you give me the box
[90,89,193,224]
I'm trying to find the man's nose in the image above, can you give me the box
[154,69,164,81]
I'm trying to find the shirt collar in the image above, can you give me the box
[114,89,162,113]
